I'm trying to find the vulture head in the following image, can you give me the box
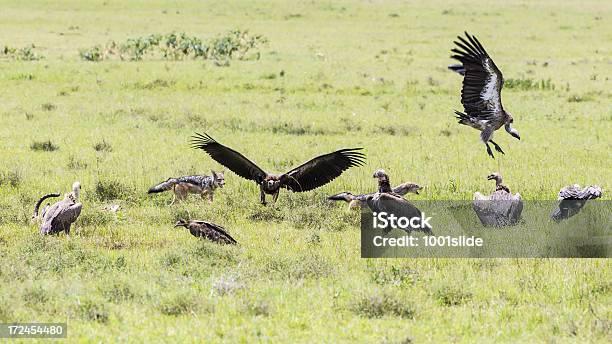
[395,183,423,195]
[174,219,189,228]
[504,116,521,140]
[327,192,354,202]
[372,169,389,182]
[486,173,502,184]
[70,181,81,201]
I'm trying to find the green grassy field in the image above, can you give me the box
[0,0,611,342]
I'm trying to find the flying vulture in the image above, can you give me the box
[473,173,523,226]
[174,219,237,245]
[328,182,422,210]
[191,133,366,205]
[450,32,521,158]
[550,185,602,222]
[363,170,431,235]
[38,182,83,235]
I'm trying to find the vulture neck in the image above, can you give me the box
[377,177,393,193]
[72,183,80,201]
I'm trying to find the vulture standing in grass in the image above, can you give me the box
[364,170,431,235]
[550,185,602,222]
[37,182,83,235]
[191,133,366,205]
[449,32,521,158]
[328,182,422,210]
[174,219,237,245]
[473,173,523,226]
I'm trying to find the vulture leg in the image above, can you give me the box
[259,186,267,205]
[489,140,505,154]
[272,191,280,204]
[485,142,495,159]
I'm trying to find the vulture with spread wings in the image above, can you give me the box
[191,133,366,205]
[450,32,521,158]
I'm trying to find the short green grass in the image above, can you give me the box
[0,0,610,342]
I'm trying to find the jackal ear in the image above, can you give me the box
[211,169,217,176]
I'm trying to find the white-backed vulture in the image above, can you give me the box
[473,173,523,226]
[450,32,521,158]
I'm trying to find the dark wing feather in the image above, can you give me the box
[195,220,237,245]
[280,148,365,192]
[191,133,267,184]
[451,32,505,121]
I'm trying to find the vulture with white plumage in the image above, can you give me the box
[449,32,521,158]
[473,173,523,226]
[550,185,602,222]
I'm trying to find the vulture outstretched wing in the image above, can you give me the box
[280,148,365,192]
[191,133,267,184]
[451,32,505,120]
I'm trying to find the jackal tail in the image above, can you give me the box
[148,178,178,194]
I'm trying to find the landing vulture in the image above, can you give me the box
[550,185,602,222]
[473,173,523,226]
[174,219,237,245]
[450,32,521,158]
[191,133,365,205]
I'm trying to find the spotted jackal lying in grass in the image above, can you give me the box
[148,171,225,204]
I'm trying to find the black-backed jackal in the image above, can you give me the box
[148,171,225,204]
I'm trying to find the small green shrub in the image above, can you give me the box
[434,285,472,306]
[30,140,59,152]
[351,291,415,318]
[93,140,113,152]
[1,44,44,61]
[77,298,109,323]
[94,179,135,201]
[158,292,199,316]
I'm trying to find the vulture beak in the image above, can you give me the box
[174,220,186,228]
[486,174,495,181]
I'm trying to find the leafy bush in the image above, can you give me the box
[434,285,472,306]
[351,291,415,318]
[79,45,105,62]
[79,30,266,62]
[0,169,22,187]
[93,140,113,152]
[94,179,135,201]
[76,298,109,323]
[505,78,555,91]
[30,140,59,152]
[158,292,199,316]
[1,44,44,61]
